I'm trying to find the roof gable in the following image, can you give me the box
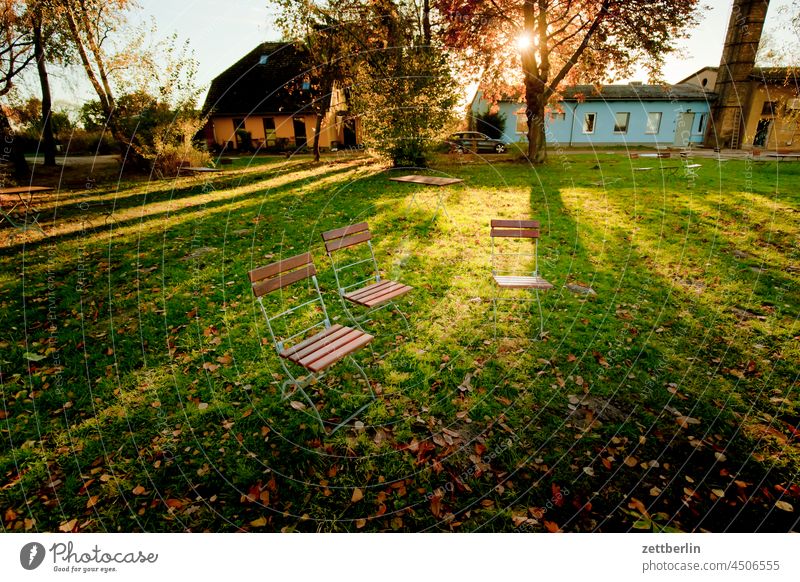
[675,66,719,86]
[203,42,331,116]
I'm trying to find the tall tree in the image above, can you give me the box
[30,8,56,165]
[0,0,34,178]
[0,0,33,97]
[272,0,459,166]
[435,0,700,162]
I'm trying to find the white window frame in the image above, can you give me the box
[582,112,596,134]
[646,112,662,135]
[515,108,528,134]
[693,112,707,135]
[613,112,630,134]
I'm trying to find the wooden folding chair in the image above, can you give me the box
[490,219,554,339]
[321,222,412,331]
[249,252,375,434]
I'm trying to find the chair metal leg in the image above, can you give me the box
[338,295,411,360]
[278,354,374,435]
[492,295,498,340]
[324,355,375,435]
[389,300,412,334]
[534,288,545,340]
[491,289,547,341]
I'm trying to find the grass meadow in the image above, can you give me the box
[1,151,798,532]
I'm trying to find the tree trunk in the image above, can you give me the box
[521,0,547,163]
[32,19,57,166]
[312,113,322,162]
[422,0,431,46]
[0,106,31,180]
[525,89,547,163]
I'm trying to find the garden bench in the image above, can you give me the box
[0,186,52,232]
[766,153,800,161]
[491,219,553,339]
[249,252,375,434]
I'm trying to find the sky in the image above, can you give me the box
[21,0,800,108]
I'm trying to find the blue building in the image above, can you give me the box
[470,83,716,148]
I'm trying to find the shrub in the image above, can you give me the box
[476,109,507,140]
[149,141,210,177]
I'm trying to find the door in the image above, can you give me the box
[293,118,307,149]
[674,113,694,146]
[263,117,276,147]
[343,118,357,147]
[753,119,771,147]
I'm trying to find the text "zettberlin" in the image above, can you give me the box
[642,543,701,554]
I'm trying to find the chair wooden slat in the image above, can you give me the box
[286,326,355,362]
[493,275,553,289]
[344,280,412,307]
[280,324,344,358]
[345,280,394,301]
[491,219,539,229]
[321,222,369,241]
[252,264,316,296]
[301,332,374,373]
[490,228,539,238]
[324,230,372,253]
[249,252,313,283]
[295,329,365,368]
[279,323,373,373]
[360,283,412,307]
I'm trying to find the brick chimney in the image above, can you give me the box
[705,0,770,149]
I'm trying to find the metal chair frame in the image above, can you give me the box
[250,253,375,435]
[322,223,412,334]
[490,219,552,340]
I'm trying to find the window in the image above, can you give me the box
[761,101,778,116]
[259,54,269,65]
[613,112,630,134]
[582,112,596,134]
[516,110,528,133]
[646,112,662,134]
[263,117,276,146]
[548,110,566,121]
[693,113,707,135]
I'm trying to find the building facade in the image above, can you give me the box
[470,84,715,148]
[681,66,800,152]
[203,42,359,153]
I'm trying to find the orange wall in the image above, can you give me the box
[210,113,346,149]
[743,84,800,151]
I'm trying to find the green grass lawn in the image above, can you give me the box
[1,152,798,532]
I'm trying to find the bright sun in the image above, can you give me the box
[516,35,532,50]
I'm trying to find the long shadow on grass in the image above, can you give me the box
[491,173,800,533]
[0,162,364,258]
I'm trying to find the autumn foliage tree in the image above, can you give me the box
[435,0,700,162]
[272,0,459,167]
[1,0,34,177]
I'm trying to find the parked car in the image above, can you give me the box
[448,131,507,154]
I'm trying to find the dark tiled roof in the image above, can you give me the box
[749,67,799,86]
[203,42,330,116]
[560,83,716,102]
